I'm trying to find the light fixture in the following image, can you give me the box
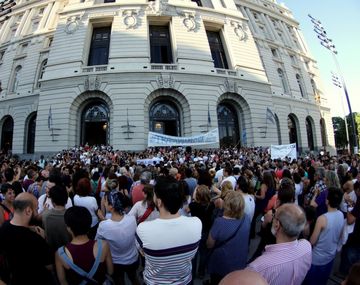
[155,123,162,129]
[103,122,107,130]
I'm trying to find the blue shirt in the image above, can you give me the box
[208,215,250,276]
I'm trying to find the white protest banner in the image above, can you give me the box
[270,143,297,161]
[136,157,163,166]
[148,128,219,147]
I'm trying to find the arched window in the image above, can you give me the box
[310,79,317,96]
[81,101,110,146]
[296,74,305,97]
[320,118,327,147]
[306,117,314,151]
[37,59,47,88]
[150,101,180,136]
[11,65,22,93]
[26,113,37,153]
[1,116,14,153]
[288,115,298,148]
[277,68,288,93]
[217,103,240,147]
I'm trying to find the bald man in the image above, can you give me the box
[247,203,311,285]
[0,193,53,285]
[219,270,269,285]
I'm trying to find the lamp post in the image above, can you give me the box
[332,73,350,153]
[309,15,358,154]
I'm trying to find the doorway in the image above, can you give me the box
[81,102,109,145]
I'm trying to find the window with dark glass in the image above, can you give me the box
[191,0,202,6]
[37,59,47,88]
[88,27,111,66]
[296,74,305,97]
[104,0,115,2]
[206,31,228,69]
[149,25,173,64]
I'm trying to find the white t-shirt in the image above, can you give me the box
[295,183,304,205]
[73,195,99,227]
[128,201,159,222]
[136,216,202,285]
[96,215,138,265]
[37,194,73,214]
[221,176,237,190]
[242,193,255,221]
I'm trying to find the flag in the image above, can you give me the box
[48,106,52,129]
[266,107,275,124]
[207,103,211,125]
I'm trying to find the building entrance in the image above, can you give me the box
[81,102,109,146]
[150,101,180,136]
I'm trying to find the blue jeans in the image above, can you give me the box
[340,245,360,275]
[302,259,334,285]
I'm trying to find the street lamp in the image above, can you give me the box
[332,73,350,153]
[309,15,358,154]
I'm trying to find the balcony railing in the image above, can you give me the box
[150,64,178,71]
[82,65,108,73]
[216,69,237,76]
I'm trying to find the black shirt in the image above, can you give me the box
[347,198,360,247]
[0,221,53,285]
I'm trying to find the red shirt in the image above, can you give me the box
[132,184,145,205]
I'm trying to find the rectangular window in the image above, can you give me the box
[290,55,296,65]
[38,7,45,16]
[271,48,278,57]
[47,37,53,48]
[206,30,228,69]
[149,25,173,64]
[104,0,115,2]
[17,42,28,55]
[88,26,111,66]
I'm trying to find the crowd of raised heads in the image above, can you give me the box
[0,145,360,285]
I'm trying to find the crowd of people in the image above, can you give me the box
[0,145,359,285]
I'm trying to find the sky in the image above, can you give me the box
[282,0,360,118]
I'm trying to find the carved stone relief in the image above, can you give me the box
[224,78,238,93]
[230,20,248,41]
[65,16,81,34]
[84,76,101,91]
[122,10,139,29]
[157,74,174,89]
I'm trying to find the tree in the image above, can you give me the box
[346,112,360,151]
[332,117,347,150]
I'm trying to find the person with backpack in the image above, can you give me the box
[55,206,113,285]
[0,183,14,226]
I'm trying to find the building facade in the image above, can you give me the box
[0,0,335,154]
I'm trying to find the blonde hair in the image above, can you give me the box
[221,181,233,200]
[195,185,211,205]
[223,191,245,219]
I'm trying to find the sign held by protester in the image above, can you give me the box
[148,128,219,147]
[270,143,297,161]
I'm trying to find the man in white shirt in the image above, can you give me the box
[136,176,202,285]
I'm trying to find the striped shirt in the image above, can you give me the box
[136,216,202,285]
[247,239,312,285]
